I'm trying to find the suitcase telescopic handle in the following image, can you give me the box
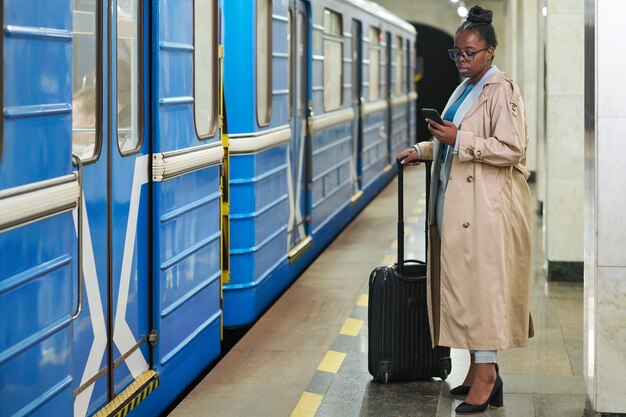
[395,157,432,276]
[396,157,405,275]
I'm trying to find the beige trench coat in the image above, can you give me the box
[422,71,533,351]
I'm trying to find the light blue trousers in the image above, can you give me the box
[470,350,497,363]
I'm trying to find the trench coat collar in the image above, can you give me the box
[442,65,502,126]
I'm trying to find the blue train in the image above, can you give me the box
[0,0,416,416]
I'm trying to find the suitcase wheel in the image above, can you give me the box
[375,362,392,384]
[439,357,452,381]
[375,371,390,384]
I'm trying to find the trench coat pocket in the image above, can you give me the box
[482,165,511,209]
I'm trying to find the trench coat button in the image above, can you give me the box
[475,150,482,158]
[466,175,473,183]
[463,221,470,228]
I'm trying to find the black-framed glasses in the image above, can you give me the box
[447,47,490,62]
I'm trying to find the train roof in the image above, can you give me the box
[342,0,417,35]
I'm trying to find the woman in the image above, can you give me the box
[398,6,533,414]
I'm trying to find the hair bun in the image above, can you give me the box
[467,6,493,24]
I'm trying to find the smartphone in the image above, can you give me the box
[421,108,445,126]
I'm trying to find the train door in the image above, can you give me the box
[109,0,153,407]
[143,0,223,413]
[72,1,155,415]
[287,0,312,253]
[351,19,364,199]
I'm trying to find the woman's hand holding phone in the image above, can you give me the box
[421,108,458,145]
[421,108,445,125]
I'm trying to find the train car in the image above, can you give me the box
[222,0,417,327]
[0,0,224,416]
[0,0,414,416]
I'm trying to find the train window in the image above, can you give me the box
[323,9,343,111]
[404,38,410,92]
[288,10,293,120]
[257,0,272,127]
[72,0,100,161]
[297,12,306,118]
[194,0,218,138]
[395,36,404,95]
[0,9,2,159]
[368,27,380,100]
[402,39,408,92]
[404,39,415,90]
[351,21,359,103]
[117,0,143,155]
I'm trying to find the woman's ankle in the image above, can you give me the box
[473,363,497,383]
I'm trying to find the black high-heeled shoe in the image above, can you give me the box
[450,385,470,395]
[450,364,499,396]
[454,375,503,415]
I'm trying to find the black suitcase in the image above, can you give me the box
[367,158,451,383]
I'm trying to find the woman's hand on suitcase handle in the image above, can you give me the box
[398,148,421,166]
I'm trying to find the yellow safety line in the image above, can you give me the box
[404,227,412,235]
[290,392,324,417]
[407,216,418,224]
[418,198,426,205]
[318,350,346,374]
[339,318,364,336]
[381,254,396,265]
[412,207,424,214]
[356,294,368,307]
